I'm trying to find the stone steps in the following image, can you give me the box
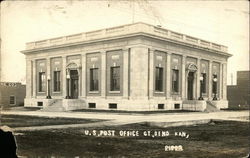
[205,101,220,112]
[41,100,65,112]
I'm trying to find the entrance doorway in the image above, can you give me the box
[187,72,194,100]
[70,70,79,99]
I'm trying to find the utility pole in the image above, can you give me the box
[0,38,1,82]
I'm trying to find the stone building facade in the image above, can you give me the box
[21,22,232,111]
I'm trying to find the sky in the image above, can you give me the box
[0,0,249,85]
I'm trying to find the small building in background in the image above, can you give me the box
[0,82,26,107]
[227,71,250,109]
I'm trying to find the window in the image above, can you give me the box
[155,67,163,92]
[172,69,179,92]
[88,103,96,108]
[158,104,164,109]
[212,74,217,94]
[110,66,120,91]
[38,72,46,92]
[9,96,15,105]
[90,68,99,91]
[174,104,180,109]
[54,71,61,92]
[201,73,207,93]
[37,102,43,106]
[109,103,117,109]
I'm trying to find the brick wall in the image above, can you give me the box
[0,82,26,107]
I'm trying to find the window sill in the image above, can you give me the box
[53,91,61,93]
[109,91,121,94]
[154,91,164,94]
[89,91,100,94]
[37,92,46,94]
[171,92,180,95]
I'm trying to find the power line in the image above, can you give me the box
[106,2,220,35]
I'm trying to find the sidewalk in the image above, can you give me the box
[1,109,249,131]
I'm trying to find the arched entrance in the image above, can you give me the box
[66,62,80,99]
[187,63,197,100]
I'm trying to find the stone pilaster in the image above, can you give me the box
[62,56,67,98]
[181,55,186,99]
[222,63,227,100]
[208,60,213,100]
[196,58,201,99]
[32,59,36,98]
[166,53,171,99]
[219,63,223,99]
[148,48,154,99]
[123,48,129,99]
[26,59,32,98]
[46,58,51,96]
[101,51,106,98]
[81,54,86,98]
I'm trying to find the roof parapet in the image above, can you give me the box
[24,22,228,53]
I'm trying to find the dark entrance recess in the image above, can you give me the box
[187,72,194,100]
[70,70,79,99]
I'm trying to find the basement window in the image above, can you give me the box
[109,103,117,109]
[37,102,43,106]
[158,104,164,109]
[174,104,180,109]
[88,103,96,108]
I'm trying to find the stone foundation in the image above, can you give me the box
[24,97,229,111]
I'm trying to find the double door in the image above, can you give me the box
[70,70,79,99]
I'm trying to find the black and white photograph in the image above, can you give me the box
[0,0,249,157]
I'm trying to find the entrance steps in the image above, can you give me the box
[62,99,86,111]
[41,99,86,112]
[182,100,207,111]
[182,100,220,112]
[41,99,65,112]
[205,101,220,112]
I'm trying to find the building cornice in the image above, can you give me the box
[21,22,232,58]
[21,33,232,58]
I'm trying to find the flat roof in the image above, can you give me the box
[22,22,230,55]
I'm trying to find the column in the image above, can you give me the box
[62,56,67,98]
[101,51,106,98]
[196,58,201,100]
[219,63,223,99]
[148,48,154,99]
[123,48,129,99]
[166,53,171,99]
[208,60,213,100]
[81,54,86,98]
[181,55,186,99]
[222,63,227,100]
[32,59,36,98]
[26,59,32,98]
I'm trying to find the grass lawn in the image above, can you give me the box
[14,120,249,158]
[0,114,103,127]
